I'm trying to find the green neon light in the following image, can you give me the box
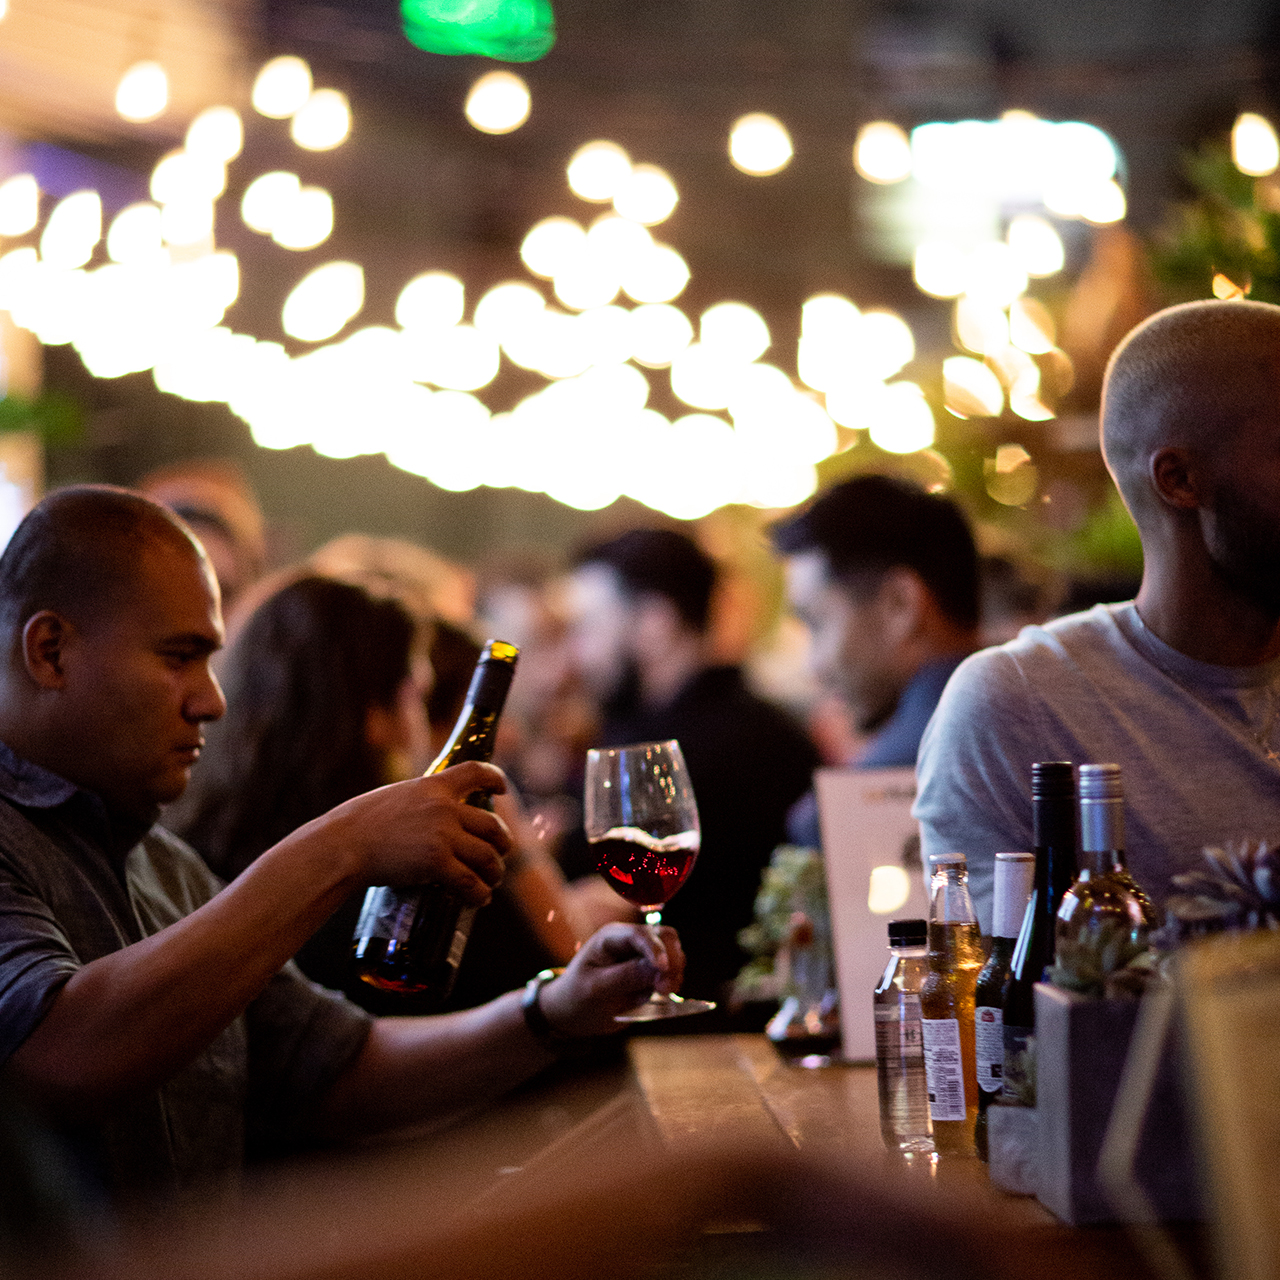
[401,0,555,62]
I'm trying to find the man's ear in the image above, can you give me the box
[21,612,72,690]
[1149,446,1202,511]
[875,567,929,643]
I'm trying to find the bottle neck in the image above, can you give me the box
[929,867,977,926]
[1033,791,1078,909]
[890,944,928,959]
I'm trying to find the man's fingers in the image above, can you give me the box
[435,760,508,799]
[457,804,516,859]
[591,922,670,971]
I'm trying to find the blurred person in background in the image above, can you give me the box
[174,578,580,1014]
[136,459,267,616]
[772,476,980,847]
[558,528,819,1009]
[978,552,1066,646]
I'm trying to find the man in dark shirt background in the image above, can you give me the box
[560,529,819,1007]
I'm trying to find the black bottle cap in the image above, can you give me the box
[888,918,927,947]
[1031,761,1074,797]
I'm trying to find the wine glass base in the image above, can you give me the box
[614,995,717,1023]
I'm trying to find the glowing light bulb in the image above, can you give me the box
[700,302,769,363]
[942,356,1003,418]
[912,242,969,298]
[1006,214,1064,277]
[151,150,226,205]
[282,261,364,342]
[40,191,100,269]
[116,61,168,122]
[620,243,688,303]
[396,272,465,330]
[107,203,165,264]
[0,174,38,236]
[612,164,678,225]
[186,106,244,162]
[867,382,935,454]
[868,865,911,914]
[567,141,631,201]
[253,56,313,119]
[728,114,793,176]
[521,216,585,278]
[1233,112,1280,177]
[853,122,911,183]
[465,71,531,134]
[242,172,301,235]
[628,303,693,367]
[291,89,351,151]
[474,281,544,340]
[272,186,334,250]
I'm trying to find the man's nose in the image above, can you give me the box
[188,667,227,722]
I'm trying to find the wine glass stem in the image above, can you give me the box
[645,910,662,928]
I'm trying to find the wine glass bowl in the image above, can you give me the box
[584,740,715,1021]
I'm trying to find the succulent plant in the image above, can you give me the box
[1167,839,1280,932]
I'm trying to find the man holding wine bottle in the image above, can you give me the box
[916,298,1280,930]
[0,486,685,1202]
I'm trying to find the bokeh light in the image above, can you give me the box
[160,199,214,246]
[620,243,689,303]
[151,150,226,205]
[0,174,38,236]
[628,304,693,367]
[943,356,1003,418]
[282,261,364,342]
[700,302,769,363]
[242,172,301,235]
[729,114,793,176]
[271,186,334,251]
[106,203,165,265]
[1006,215,1065,277]
[186,107,244,163]
[962,242,1028,308]
[867,382,935,453]
[1008,297,1056,354]
[115,61,168,122]
[912,242,969,299]
[474,282,545,341]
[465,71,531,134]
[253,56,313,119]
[1233,112,1280,177]
[291,89,351,150]
[612,165,678,225]
[396,271,465,330]
[521,216,585,278]
[567,142,631,202]
[40,191,100,269]
[853,122,911,183]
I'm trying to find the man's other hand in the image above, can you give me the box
[538,923,685,1037]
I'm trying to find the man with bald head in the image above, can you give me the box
[915,300,1280,931]
[0,486,681,1205]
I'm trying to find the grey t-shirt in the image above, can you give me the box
[0,747,372,1203]
[914,602,1280,933]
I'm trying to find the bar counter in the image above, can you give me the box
[373,1034,1180,1280]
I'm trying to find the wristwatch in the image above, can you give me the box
[521,967,570,1048]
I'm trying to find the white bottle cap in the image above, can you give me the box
[992,851,1036,938]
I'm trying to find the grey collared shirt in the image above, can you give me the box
[0,741,372,1203]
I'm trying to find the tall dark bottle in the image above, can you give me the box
[1001,762,1076,1107]
[350,640,519,1001]
[973,851,1034,1161]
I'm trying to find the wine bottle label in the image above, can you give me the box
[921,1018,968,1121]
[1002,1024,1036,1107]
[354,885,422,943]
[974,1005,1004,1093]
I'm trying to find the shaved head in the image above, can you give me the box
[1102,300,1280,526]
[0,486,208,645]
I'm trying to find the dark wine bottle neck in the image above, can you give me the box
[429,652,517,774]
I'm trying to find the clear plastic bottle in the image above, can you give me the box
[874,917,934,1154]
[920,853,985,1156]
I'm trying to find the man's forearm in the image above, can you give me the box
[8,820,360,1116]
[314,990,557,1139]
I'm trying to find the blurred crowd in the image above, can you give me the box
[138,456,1128,1024]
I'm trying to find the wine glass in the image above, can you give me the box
[584,740,715,1021]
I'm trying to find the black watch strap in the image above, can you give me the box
[521,967,569,1048]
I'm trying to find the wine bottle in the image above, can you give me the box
[873,918,934,1155]
[973,851,1035,1161]
[919,853,985,1156]
[1053,762,1155,994]
[350,639,519,1001]
[1002,762,1076,1108]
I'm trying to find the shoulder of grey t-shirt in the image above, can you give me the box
[913,604,1132,933]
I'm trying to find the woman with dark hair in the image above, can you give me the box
[176,574,578,1012]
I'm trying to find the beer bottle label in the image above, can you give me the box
[921,1017,967,1121]
[975,1005,1004,1093]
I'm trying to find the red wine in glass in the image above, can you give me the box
[584,740,715,1021]
[590,827,699,911]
